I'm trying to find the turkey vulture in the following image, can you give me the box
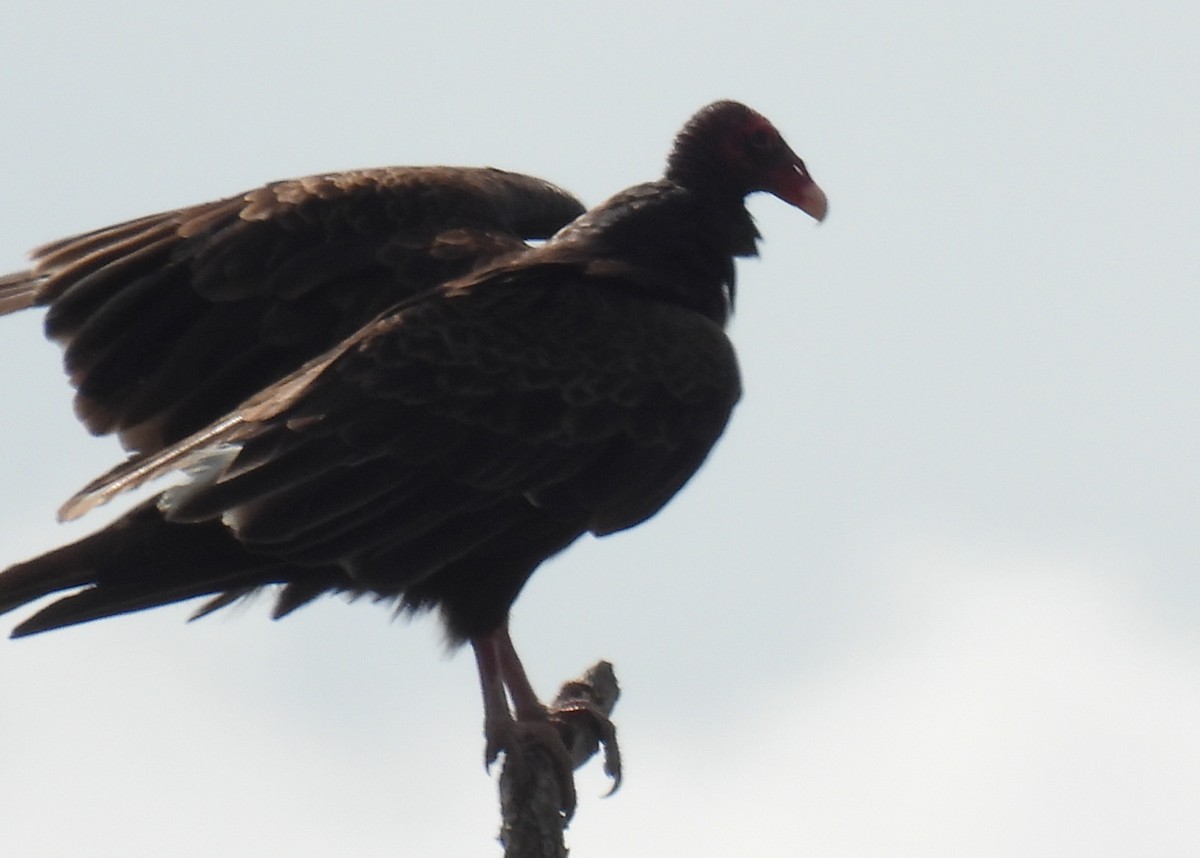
[0,100,826,805]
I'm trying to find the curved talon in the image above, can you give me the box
[484,735,503,772]
[598,719,621,795]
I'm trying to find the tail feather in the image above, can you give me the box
[0,498,332,637]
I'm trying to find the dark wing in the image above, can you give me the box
[0,166,584,453]
[26,260,739,642]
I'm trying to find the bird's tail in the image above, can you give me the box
[0,498,322,638]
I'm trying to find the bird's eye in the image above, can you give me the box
[746,127,777,157]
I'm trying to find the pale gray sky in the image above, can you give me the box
[1,2,1198,855]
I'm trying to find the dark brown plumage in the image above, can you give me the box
[0,167,584,453]
[0,100,825,797]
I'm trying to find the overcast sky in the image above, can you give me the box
[1,2,1198,855]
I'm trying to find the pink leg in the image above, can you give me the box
[494,623,548,722]
[471,623,579,815]
[472,631,514,768]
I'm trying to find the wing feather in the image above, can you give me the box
[5,166,584,452]
[58,262,739,584]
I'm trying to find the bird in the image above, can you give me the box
[0,100,826,807]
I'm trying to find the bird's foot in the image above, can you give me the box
[475,631,621,819]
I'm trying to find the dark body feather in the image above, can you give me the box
[0,185,743,642]
[0,101,825,655]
